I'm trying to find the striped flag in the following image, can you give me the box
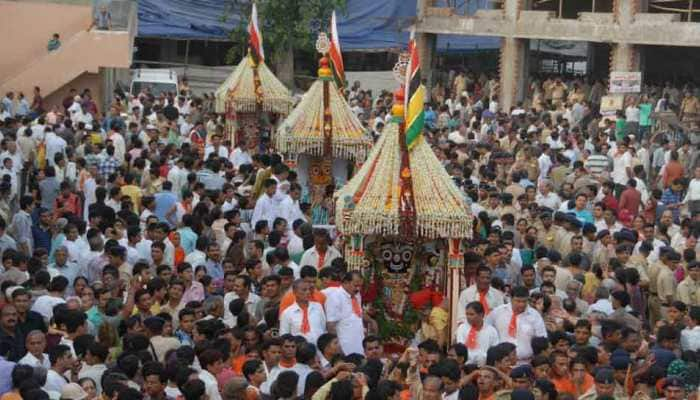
[404,29,425,150]
[248,3,265,64]
[329,11,346,90]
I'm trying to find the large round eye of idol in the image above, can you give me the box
[381,249,392,261]
[322,161,332,176]
[402,249,412,262]
[310,164,321,176]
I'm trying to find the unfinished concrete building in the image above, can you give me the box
[414,0,700,110]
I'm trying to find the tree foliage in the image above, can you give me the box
[224,0,347,65]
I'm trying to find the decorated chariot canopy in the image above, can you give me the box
[214,3,292,116]
[214,54,293,116]
[276,33,372,162]
[335,115,472,238]
[335,41,472,243]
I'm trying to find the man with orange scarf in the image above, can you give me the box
[279,279,326,345]
[456,266,505,324]
[454,301,499,366]
[486,286,547,363]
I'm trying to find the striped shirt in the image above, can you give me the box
[585,154,610,177]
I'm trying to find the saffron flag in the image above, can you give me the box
[248,3,265,64]
[329,11,346,90]
[404,29,425,150]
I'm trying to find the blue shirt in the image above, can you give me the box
[48,261,83,295]
[154,190,178,226]
[31,224,52,254]
[574,209,594,225]
[660,189,682,223]
[205,259,223,280]
[0,357,15,393]
[1,97,13,117]
[178,227,197,254]
[16,99,30,116]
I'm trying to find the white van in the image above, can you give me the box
[130,69,179,97]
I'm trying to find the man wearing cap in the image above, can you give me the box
[662,376,686,400]
[578,368,617,400]
[610,349,632,398]
[486,286,546,362]
[557,215,579,258]
[677,261,700,307]
[536,210,562,251]
[658,250,681,319]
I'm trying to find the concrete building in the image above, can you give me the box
[414,0,700,110]
[0,0,136,112]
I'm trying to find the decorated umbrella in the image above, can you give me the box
[335,32,472,342]
[215,3,293,146]
[276,21,371,225]
[276,33,370,160]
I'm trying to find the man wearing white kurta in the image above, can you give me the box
[299,229,341,271]
[456,266,505,323]
[325,271,364,355]
[485,286,547,362]
[279,280,326,345]
[454,301,500,366]
[223,275,260,328]
[251,179,283,228]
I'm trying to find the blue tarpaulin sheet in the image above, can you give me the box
[138,0,500,51]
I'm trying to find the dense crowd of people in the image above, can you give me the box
[0,67,697,400]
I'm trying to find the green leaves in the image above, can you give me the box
[224,0,346,66]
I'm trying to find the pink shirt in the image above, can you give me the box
[180,281,205,305]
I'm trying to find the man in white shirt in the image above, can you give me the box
[287,221,306,263]
[44,344,73,393]
[167,157,189,200]
[108,128,126,163]
[535,180,561,210]
[223,275,261,327]
[486,286,547,362]
[325,271,365,356]
[230,139,253,168]
[454,301,500,366]
[681,306,700,352]
[456,266,505,323]
[611,142,633,194]
[299,229,341,271]
[251,179,283,228]
[204,133,229,160]
[197,349,224,400]
[18,330,50,369]
[31,276,68,323]
[78,341,109,394]
[279,279,326,344]
[537,144,553,183]
[280,183,306,226]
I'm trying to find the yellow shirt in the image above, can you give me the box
[121,185,143,213]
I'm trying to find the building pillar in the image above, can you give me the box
[416,0,437,97]
[417,32,437,94]
[610,0,642,74]
[498,0,531,111]
[610,43,640,73]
